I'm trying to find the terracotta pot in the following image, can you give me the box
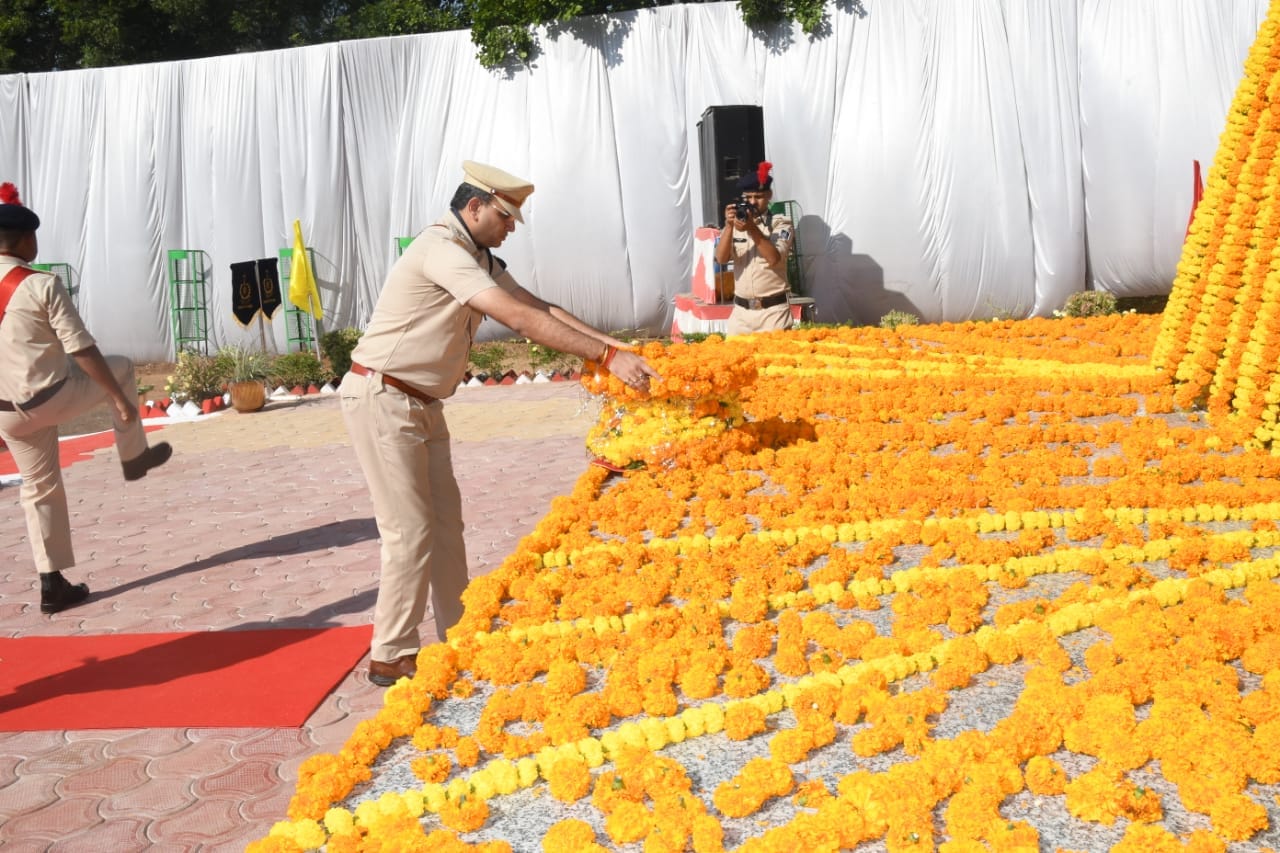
[229,380,266,413]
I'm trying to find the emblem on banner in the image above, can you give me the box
[257,258,282,319]
[230,260,262,326]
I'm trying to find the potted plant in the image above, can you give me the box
[219,345,271,412]
[166,350,226,404]
[270,350,325,394]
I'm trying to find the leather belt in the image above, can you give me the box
[0,376,67,413]
[350,362,437,404]
[734,293,789,310]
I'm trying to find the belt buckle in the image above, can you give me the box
[748,297,763,310]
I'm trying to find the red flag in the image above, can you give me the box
[1186,160,1204,238]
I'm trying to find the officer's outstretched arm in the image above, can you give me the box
[468,286,658,388]
[505,284,629,349]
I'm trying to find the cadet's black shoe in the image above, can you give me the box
[40,571,90,614]
[122,442,172,481]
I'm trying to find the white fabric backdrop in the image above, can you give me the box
[0,0,1267,361]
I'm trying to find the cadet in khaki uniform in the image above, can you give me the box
[715,161,796,336]
[0,183,172,614]
[341,161,660,687]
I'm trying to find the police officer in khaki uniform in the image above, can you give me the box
[341,161,659,687]
[715,162,796,336]
[0,183,172,614]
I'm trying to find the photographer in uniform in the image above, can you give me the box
[715,161,795,336]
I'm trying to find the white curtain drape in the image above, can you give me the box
[0,0,1267,360]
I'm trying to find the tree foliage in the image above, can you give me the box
[0,0,352,71]
[0,0,832,74]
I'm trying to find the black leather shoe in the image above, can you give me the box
[40,571,90,614]
[122,442,172,481]
[369,653,417,687]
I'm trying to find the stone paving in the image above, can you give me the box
[0,380,601,852]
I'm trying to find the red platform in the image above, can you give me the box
[671,293,810,340]
[691,227,733,304]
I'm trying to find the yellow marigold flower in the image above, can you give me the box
[1119,784,1163,823]
[983,818,1038,850]
[724,702,767,740]
[1209,791,1268,840]
[1064,765,1125,824]
[1182,829,1228,853]
[437,792,489,833]
[1111,823,1183,853]
[690,813,725,853]
[411,753,452,785]
[547,755,592,803]
[516,758,539,788]
[322,808,355,835]
[454,736,481,769]
[723,661,771,698]
[591,769,643,814]
[1023,756,1066,795]
[604,799,652,845]
[542,819,607,852]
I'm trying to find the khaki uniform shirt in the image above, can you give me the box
[0,255,95,404]
[726,211,794,300]
[350,213,519,399]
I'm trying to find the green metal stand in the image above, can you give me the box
[769,200,804,295]
[166,249,209,355]
[32,262,78,310]
[278,247,320,354]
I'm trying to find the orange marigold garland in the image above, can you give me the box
[583,337,757,469]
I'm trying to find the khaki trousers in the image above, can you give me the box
[339,371,468,662]
[0,356,147,574]
[726,302,793,336]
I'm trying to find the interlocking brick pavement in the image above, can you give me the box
[0,381,600,851]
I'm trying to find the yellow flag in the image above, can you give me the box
[288,219,322,320]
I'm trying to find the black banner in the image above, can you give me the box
[230,261,261,326]
[257,257,282,319]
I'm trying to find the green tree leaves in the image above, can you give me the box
[0,0,832,73]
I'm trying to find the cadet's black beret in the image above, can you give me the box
[737,161,775,192]
[0,182,40,231]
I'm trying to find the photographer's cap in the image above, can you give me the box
[462,161,534,223]
[737,161,775,193]
[0,182,40,231]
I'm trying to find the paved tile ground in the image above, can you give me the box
[0,380,602,852]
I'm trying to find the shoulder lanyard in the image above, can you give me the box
[0,266,36,326]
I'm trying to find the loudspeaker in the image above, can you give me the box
[697,105,765,227]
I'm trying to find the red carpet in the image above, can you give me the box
[0,425,164,476]
[0,625,373,730]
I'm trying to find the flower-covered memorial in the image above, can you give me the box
[256,312,1280,852]
[251,7,1280,853]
